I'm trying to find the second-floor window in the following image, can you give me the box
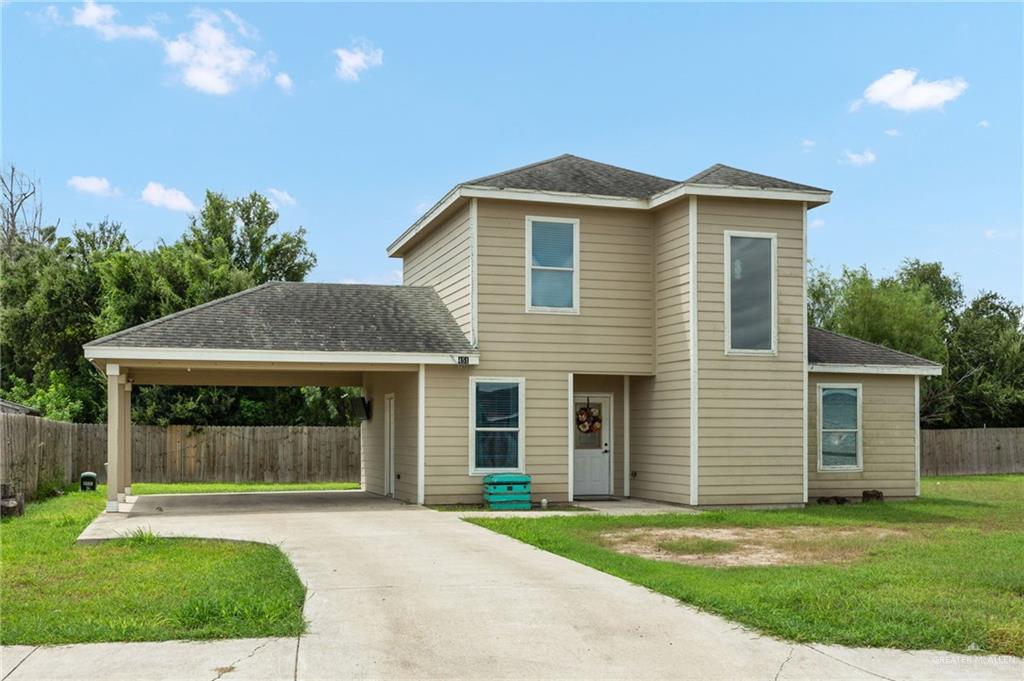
[725,230,776,353]
[526,216,579,313]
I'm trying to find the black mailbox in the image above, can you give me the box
[80,472,98,491]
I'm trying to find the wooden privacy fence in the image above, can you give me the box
[0,414,360,500]
[921,428,1024,476]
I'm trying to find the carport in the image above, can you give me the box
[83,281,478,512]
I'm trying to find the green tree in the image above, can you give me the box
[894,259,964,331]
[819,266,947,364]
[184,191,316,284]
[0,180,350,426]
[1,221,128,421]
[942,292,1024,428]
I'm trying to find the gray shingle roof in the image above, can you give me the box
[86,282,475,355]
[465,154,679,199]
[460,155,829,200]
[684,164,829,193]
[808,327,939,368]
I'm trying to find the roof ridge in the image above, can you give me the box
[809,326,940,366]
[681,163,726,184]
[562,154,679,185]
[465,153,679,188]
[464,154,575,185]
[685,163,829,193]
[84,280,282,348]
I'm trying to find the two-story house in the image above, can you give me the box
[85,155,940,512]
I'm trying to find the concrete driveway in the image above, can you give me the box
[2,491,1020,681]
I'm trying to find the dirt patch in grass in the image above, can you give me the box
[600,525,906,567]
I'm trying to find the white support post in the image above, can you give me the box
[623,375,630,498]
[567,372,574,502]
[122,382,133,497]
[417,364,426,505]
[105,364,122,512]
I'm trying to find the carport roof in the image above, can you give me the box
[85,282,476,358]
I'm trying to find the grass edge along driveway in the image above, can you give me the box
[470,475,1024,657]
[1,487,307,645]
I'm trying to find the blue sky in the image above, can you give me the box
[4,2,1022,302]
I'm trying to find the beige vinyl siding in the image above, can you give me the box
[402,203,473,340]
[629,200,691,504]
[696,197,805,505]
[574,374,626,497]
[361,371,419,502]
[421,199,655,504]
[809,373,918,499]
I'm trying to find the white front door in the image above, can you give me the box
[384,394,396,497]
[573,395,611,497]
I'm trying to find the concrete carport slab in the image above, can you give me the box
[6,500,1012,680]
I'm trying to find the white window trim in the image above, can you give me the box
[723,229,777,356]
[525,216,580,315]
[817,382,863,472]
[469,376,526,476]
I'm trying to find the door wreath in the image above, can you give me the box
[576,402,602,433]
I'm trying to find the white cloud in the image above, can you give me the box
[801,139,816,152]
[140,182,195,212]
[274,72,293,93]
[334,39,383,82]
[984,228,1017,241]
[809,218,826,229]
[163,10,272,95]
[221,9,258,40]
[67,175,118,197]
[884,129,901,137]
[266,187,296,208]
[844,149,877,166]
[34,4,63,27]
[859,68,968,112]
[978,119,991,128]
[848,99,864,113]
[72,0,158,41]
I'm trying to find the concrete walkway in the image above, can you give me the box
[3,491,1020,681]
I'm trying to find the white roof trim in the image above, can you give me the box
[388,180,832,257]
[84,345,480,366]
[649,183,832,208]
[808,363,941,376]
[459,185,647,210]
[387,185,463,256]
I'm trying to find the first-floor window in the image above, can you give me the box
[819,384,862,470]
[470,377,525,473]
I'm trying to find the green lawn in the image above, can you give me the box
[132,481,360,495]
[0,487,307,645]
[470,475,1024,656]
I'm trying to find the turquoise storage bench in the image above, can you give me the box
[482,473,532,510]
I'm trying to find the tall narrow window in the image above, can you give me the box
[470,378,525,474]
[725,231,776,353]
[819,385,862,470]
[527,217,579,313]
